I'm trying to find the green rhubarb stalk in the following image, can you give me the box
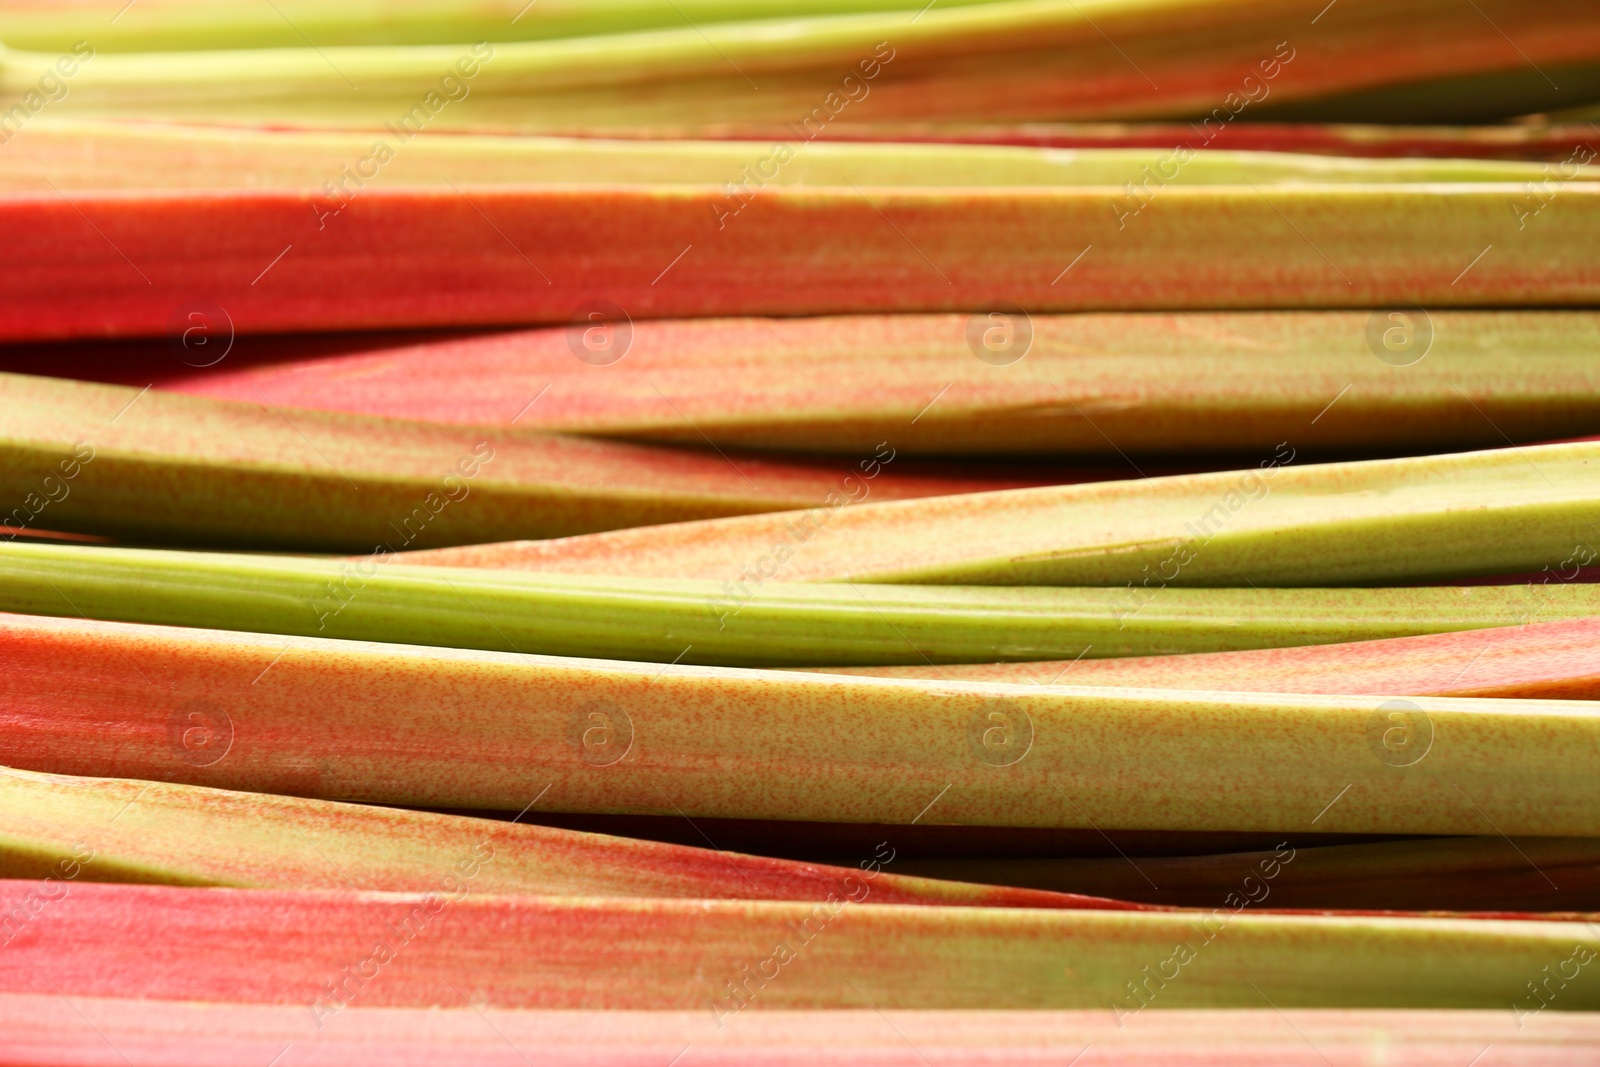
[0,372,1039,551]
[4,0,1597,129]
[6,543,1600,665]
[10,881,1600,1011]
[13,121,1590,193]
[892,835,1600,912]
[0,766,1125,910]
[2,611,1597,835]
[405,440,1600,586]
[814,616,1600,697]
[0,0,1010,53]
[133,305,1600,457]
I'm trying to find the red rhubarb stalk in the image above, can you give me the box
[4,182,1598,340]
[3,881,1597,1011]
[101,310,1600,457]
[0,766,1130,911]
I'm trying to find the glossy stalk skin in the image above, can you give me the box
[3,613,1598,835]
[817,617,1600,696]
[405,441,1600,587]
[5,178,1600,341]
[6,1000,1598,1067]
[5,0,1599,129]
[758,119,1600,162]
[13,123,1588,193]
[895,835,1600,912]
[0,372,1047,551]
[8,547,1600,666]
[0,766,1123,910]
[122,310,1600,457]
[5,881,1599,1011]
[0,0,1009,52]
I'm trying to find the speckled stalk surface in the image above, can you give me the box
[0,766,1129,911]
[5,881,1599,1011]
[0,372,1045,550]
[895,834,1600,912]
[19,123,1585,194]
[9,545,1600,665]
[404,440,1600,586]
[768,119,1600,162]
[0,0,1010,52]
[2,613,1597,835]
[817,616,1600,697]
[140,310,1600,456]
[5,999,1598,1067]
[9,119,1598,204]
[5,177,1600,339]
[4,0,1597,129]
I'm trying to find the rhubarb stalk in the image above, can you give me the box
[4,881,1596,1010]
[0,371,1047,549]
[816,616,1600,697]
[4,146,1599,338]
[0,766,1130,910]
[403,441,1600,586]
[82,308,1600,457]
[5,547,1600,664]
[1,612,1596,835]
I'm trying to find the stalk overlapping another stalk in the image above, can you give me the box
[53,308,1600,457]
[1,609,1596,835]
[5,0,1600,1047]
[818,616,1600,697]
[0,766,1133,910]
[403,440,1600,585]
[0,371,1051,548]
